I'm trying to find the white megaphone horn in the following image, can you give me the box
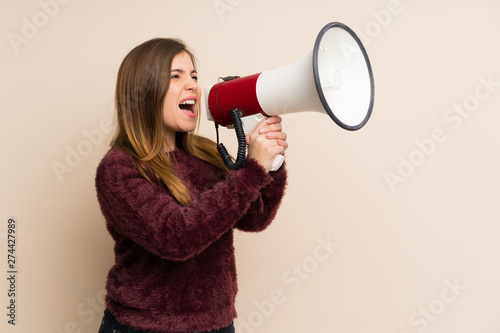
[204,22,375,171]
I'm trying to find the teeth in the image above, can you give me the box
[180,100,195,105]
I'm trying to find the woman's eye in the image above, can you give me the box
[171,74,180,79]
[192,76,198,81]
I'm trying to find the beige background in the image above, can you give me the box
[1,0,499,332]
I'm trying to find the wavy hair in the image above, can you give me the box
[110,38,228,205]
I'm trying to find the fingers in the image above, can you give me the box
[259,123,282,135]
[252,116,283,136]
[260,134,288,158]
[259,116,283,135]
[264,131,287,141]
[252,135,287,159]
[248,116,288,163]
[277,139,288,151]
[264,116,282,125]
[265,132,288,150]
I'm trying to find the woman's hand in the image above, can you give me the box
[246,116,288,173]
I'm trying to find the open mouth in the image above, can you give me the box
[179,99,197,117]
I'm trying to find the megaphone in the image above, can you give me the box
[204,22,374,171]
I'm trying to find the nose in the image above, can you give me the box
[185,77,198,91]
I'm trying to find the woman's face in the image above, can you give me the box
[162,51,201,139]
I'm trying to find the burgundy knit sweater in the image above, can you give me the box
[95,147,287,332]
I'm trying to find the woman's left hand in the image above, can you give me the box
[246,116,288,172]
[257,116,288,151]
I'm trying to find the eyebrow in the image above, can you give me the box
[171,69,198,74]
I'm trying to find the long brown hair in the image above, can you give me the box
[111,38,228,205]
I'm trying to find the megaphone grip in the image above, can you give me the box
[270,154,285,172]
[217,109,246,170]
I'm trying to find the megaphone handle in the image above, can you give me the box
[270,154,285,171]
[241,114,285,172]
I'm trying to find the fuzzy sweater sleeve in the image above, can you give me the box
[95,149,274,261]
[234,162,287,232]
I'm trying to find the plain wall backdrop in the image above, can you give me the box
[1,0,499,332]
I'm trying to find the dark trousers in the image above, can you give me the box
[98,308,235,333]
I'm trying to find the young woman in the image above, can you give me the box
[95,38,288,333]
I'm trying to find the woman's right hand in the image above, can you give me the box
[246,116,288,173]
